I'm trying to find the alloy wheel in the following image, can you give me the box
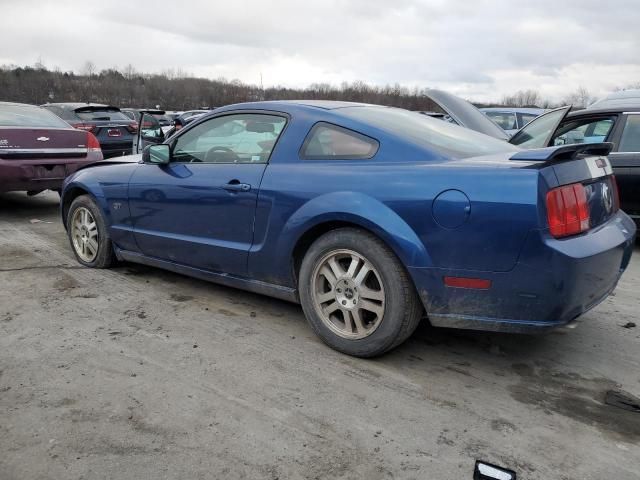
[311,249,386,339]
[71,207,99,262]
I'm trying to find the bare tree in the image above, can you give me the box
[561,86,592,108]
[82,61,96,77]
[501,89,542,107]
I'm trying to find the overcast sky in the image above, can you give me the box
[1,0,639,102]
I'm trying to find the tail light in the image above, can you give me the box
[126,122,138,134]
[611,175,620,211]
[546,182,590,238]
[86,132,101,153]
[71,123,97,133]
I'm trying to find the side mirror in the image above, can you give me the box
[143,144,171,165]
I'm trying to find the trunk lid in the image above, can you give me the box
[0,127,90,159]
[425,89,511,140]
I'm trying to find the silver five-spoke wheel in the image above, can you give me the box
[311,249,385,339]
[71,206,99,262]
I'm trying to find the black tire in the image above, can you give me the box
[298,228,423,357]
[66,195,116,268]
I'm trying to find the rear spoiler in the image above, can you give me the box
[74,105,121,113]
[510,142,613,162]
[137,109,166,115]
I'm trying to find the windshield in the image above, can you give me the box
[342,106,518,159]
[0,103,71,128]
[75,109,130,121]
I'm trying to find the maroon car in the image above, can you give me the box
[0,102,103,195]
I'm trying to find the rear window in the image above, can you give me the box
[342,106,518,159]
[485,111,517,130]
[518,113,538,127]
[0,104,70,128]
[75,109,130,121]
[301,123,379,159]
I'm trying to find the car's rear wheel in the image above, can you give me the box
[67,195,115,268]
[299,228,423,357]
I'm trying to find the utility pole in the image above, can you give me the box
[260,72,264,100]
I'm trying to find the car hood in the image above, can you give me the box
[75,153,141,172]
[425,89,511,141]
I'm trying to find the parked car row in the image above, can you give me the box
[41,103,138,158]
[1,93,638,230]
[0,102,216,195]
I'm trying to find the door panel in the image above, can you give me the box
[129,162,266,275]
[127,112,287,277]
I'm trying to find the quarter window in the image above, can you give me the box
[618,115,640,152]
[301,123,379,160]
[172,114,287,163]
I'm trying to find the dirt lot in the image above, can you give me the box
[1,190,639,480]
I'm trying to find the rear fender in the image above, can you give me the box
[278,191,432,279]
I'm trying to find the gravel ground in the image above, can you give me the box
[1,190,639,480]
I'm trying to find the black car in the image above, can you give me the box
[425,90,640,228]
[42,103,137,158]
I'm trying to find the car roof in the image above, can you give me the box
[567,104,640,118]
[217,100,375,112]
[43,102,112,109]
[588,89,640,109]
[480,107,545,114]
[0,101,42,108]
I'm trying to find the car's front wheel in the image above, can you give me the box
[299,228,423,357]
[67,195,115,268]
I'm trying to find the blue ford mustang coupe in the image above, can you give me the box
[60,100,636,357]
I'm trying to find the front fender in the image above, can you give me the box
[61,174,112,228]
[278,191,432,274]
[60,164,139,252]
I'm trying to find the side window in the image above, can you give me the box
[485,111,517,130]
[172,114,286,163]
[618,115,640,152]
[551,118,615,146]
[518,112,538,128]
[300,122,379,160]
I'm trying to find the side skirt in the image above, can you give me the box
[116,249,299,304]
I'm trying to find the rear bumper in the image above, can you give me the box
[100,140,133,159]
[0,157,96,193]
[410,211,636,333]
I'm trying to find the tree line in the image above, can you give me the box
[0,63,444,111]
[0,63,635,111]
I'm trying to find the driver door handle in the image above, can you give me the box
[223,180,251,192]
